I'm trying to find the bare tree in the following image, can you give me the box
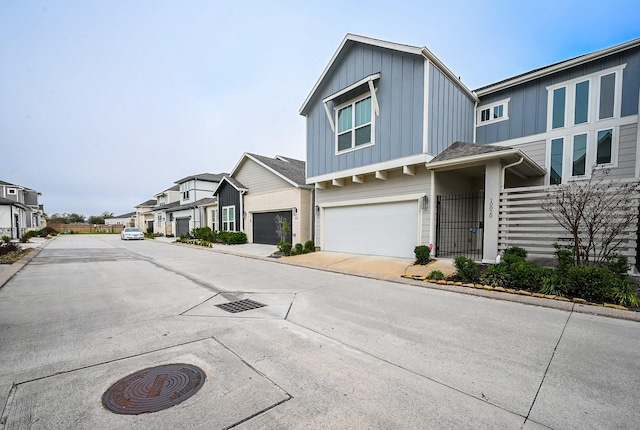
[274,215,291,243]
[541,169,640,266]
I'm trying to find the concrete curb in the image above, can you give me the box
[134,240,640,323]
[0,238,54,290]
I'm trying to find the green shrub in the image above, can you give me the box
[503,246,527,259]
[566,266,617,303]
[277,241,292,256]
[454,256,479,282]
[553,243,574,274]
[414,245,431,265]
[427,270,445,280]
[602,254,629,278]
[219,231,247,244]
[539,273,568,297]
[24,230,39,238]
[1,236,10,244]
[507,261,552,290]
[303,240,315,254]
[294,243,303,254]
[480,263,510,287]
[608,280,640,307]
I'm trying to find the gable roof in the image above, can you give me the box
[475,37,640,96]
[212,175,248,196]
[174,173,227,184]
[300,33,477,115]
[135,199,157,208]
[112,211,136,218]
[165,197,217,212]
[427,142,545,177]
[232,153,308,188]
[151,200,182,212]
[0,197,28,209]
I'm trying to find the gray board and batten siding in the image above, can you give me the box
[476,45,640,145]
[215,181,242,231]
[304,42,476,179]
[427,62,475,156]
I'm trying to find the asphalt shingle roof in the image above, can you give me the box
[135,199,157,207]
[430,141,511,163]
[246,153,306,186]
[174,173,228,184]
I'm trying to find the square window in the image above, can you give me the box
[493,105,503,119]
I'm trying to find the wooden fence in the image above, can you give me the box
[47,223,125,234]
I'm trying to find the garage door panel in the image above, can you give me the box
[324,201,418,258]
[253,211,292,245]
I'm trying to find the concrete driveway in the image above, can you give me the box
[1,235,639,429]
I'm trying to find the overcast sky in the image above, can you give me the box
[1,1,639,217]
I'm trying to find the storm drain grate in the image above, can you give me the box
[216,299,267,313]
[102,363,206,415]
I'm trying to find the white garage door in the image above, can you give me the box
[324,200,419,258]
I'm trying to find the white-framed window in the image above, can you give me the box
[212,209,218,231]
[546,64,625,131]
[335,93,374,153]
[158,195,166,205]
[180,181,193,200]
[477,98,510,125]
[7,188,16,195]
[546,127,618,184]
[157,214,162,222]
[222,206,235,231]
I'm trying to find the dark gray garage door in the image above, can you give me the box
[253,211,292,245]
[176,217,190,237]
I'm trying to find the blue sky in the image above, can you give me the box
[1,0,638,217]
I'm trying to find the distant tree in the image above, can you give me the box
[101,211,114,219]
[49,213,70,224]
[88,215,105,224]
[68,213,86,223]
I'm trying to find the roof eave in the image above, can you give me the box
[476,37,640,96]
[427,149,546,176]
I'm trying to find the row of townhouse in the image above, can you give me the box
[132,153,313,245]
[0,180,45,239]
[299,34,640,265]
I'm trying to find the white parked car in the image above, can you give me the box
[120,227,144,240]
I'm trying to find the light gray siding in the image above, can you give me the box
[477,46,640,144]
[315,166,432,246]
[234,159,291,194]
[610,123,638,180]
[428,63,475,155]
[515,140,546,168]
[305,44,425,178]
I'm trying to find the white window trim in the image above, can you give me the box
[593,126,618,169]
[548,127,620,184]
[323,73,380,132]
[222,206,236,232]
[476,98,510,126]
[334,92,376,155]
[7,188,16,195]
[546,64,626,132]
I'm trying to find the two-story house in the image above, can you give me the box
[150,185,181,235]
[166,173,227,237]
[213,153,312,245]
[0,180,45,239]
[301,34,640,263]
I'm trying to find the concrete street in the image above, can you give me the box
[0,235,639,429]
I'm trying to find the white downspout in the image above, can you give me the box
[501,157,524,189]
[473,98,478,143]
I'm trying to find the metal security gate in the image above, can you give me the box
[435,192,485,260]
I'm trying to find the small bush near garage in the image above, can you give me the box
[277,241,292,256]
[303,240,315,254]
[453,256,480,282]
[219,231,247,245]
[480,247,551,289]
[427,270,445,280]
[414,245,431,265]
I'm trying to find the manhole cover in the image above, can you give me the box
[102,363,206,415]
[216,299,266,313]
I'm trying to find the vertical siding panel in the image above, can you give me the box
[389,53,403,160]
[401,56,414,157]
[413,60,423,154]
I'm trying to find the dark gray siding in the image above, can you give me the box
[477,46,640,144]
[428,63,475,155]
[215,181,241,230]
[305,44,425,178]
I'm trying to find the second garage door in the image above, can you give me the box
[252,211,292,245]
[324,200,419,258]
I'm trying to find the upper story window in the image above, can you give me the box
[7,188,16,195]
[477,98,509,126]
[547,64,625,131]
[336,94,373,153]
[158,195,166,205]
[180,181,193,200]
